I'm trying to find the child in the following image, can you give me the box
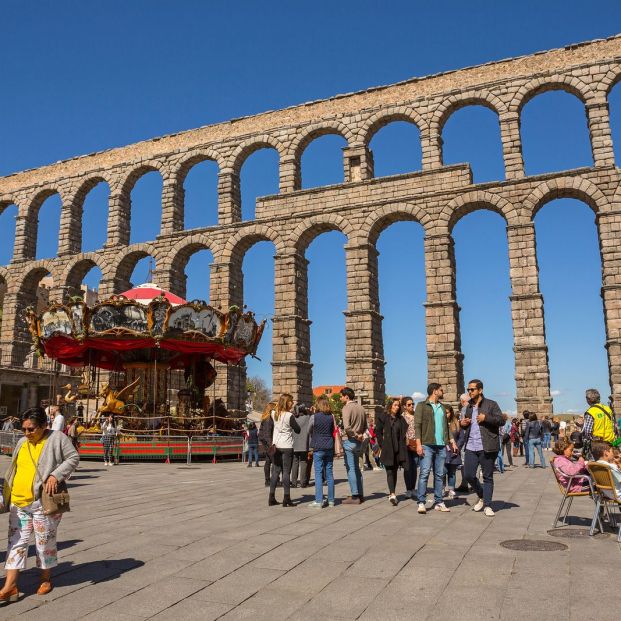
[551,438,589,492]
[591,441,621,497]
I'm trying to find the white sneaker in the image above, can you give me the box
[472,498,484,512]
[417,502,427,514]
[434,502,450,512]
[389,494,398,506]
[447,489,456,500]
[404,490,412,499]
[484,506,495,517]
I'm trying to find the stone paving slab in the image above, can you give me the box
[0,456,615,620]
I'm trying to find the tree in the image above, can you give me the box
[246,375,271,412]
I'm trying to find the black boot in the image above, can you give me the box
[282,494,296,507]
[264,480,270,487]
[268,493,281,506]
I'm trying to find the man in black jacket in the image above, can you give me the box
[460,379,504,517]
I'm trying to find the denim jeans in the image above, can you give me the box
[464,449,498,507]
[313,449,334,503]
[416,445,446,505]
[543,432,551,449]
[343,438,363,497]
[528,438,546,468]
[403,451,419,492]
[445,463,459,489]
[247,445,259,465]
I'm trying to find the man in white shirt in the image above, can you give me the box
[51,409,66,432]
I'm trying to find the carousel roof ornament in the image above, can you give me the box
[120,283,186,306]
[27,288,265,371]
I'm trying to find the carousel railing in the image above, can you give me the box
[0,431,19,455]
[77,432,244,463]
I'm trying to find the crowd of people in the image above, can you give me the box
[248,380,516,515]
[246,383,621,516]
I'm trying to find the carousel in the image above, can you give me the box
[26,283,265,460]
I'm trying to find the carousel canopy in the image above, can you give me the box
[27,290,265,371]
[120,283,186,306]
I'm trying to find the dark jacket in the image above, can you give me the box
[258,416,274,448]
[462,396,504,453]
[310,412,335,451]
[293,414,312,452]
[375,411,409,469]
[247,427,259,446]
[414,401,450,446]
[525,419,543,442]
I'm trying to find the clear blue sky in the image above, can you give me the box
[1,1,621,413]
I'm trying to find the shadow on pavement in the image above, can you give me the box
[18,558,145,592]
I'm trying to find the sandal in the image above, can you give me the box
[37,581,53,595]
[0,586,19,605]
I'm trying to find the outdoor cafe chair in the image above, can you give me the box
[586,461,621,542]
[550,458,600,531]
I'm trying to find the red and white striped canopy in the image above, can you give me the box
[120,283,186,306]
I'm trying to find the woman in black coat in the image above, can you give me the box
[375,397,409,506]
[259,401,277,486]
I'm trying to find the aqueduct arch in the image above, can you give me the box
[2,35,621,415]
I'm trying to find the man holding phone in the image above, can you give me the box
[461,379,504,517]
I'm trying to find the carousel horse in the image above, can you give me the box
[97,378,141,416]
[61,384,79,404]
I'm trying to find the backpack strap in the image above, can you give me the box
[591,404,613,422]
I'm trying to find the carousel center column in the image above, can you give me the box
[344,241,385,420]
[272,250,312,405]
[209,258,246,415]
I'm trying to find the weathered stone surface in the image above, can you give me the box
[2,35,621,412]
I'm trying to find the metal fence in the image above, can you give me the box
[0,430,245,463]
[80,434,244,463]
[0,431,19,456]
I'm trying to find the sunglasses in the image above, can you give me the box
[467,388,478,393]
[22,426,38,433]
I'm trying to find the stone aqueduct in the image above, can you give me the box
[2,35,621,415]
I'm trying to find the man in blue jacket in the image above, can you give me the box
[460,379,504,517]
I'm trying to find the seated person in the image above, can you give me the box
[591,441,621,498]
[552,438,589,492]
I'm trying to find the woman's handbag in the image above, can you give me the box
[40,482,70,516]
[332,417,344,457]
[28,445,70,515]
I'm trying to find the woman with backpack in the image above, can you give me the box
[245,422,260,467]
[526,412,546,468]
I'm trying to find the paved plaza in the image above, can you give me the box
[0,456,616,620]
